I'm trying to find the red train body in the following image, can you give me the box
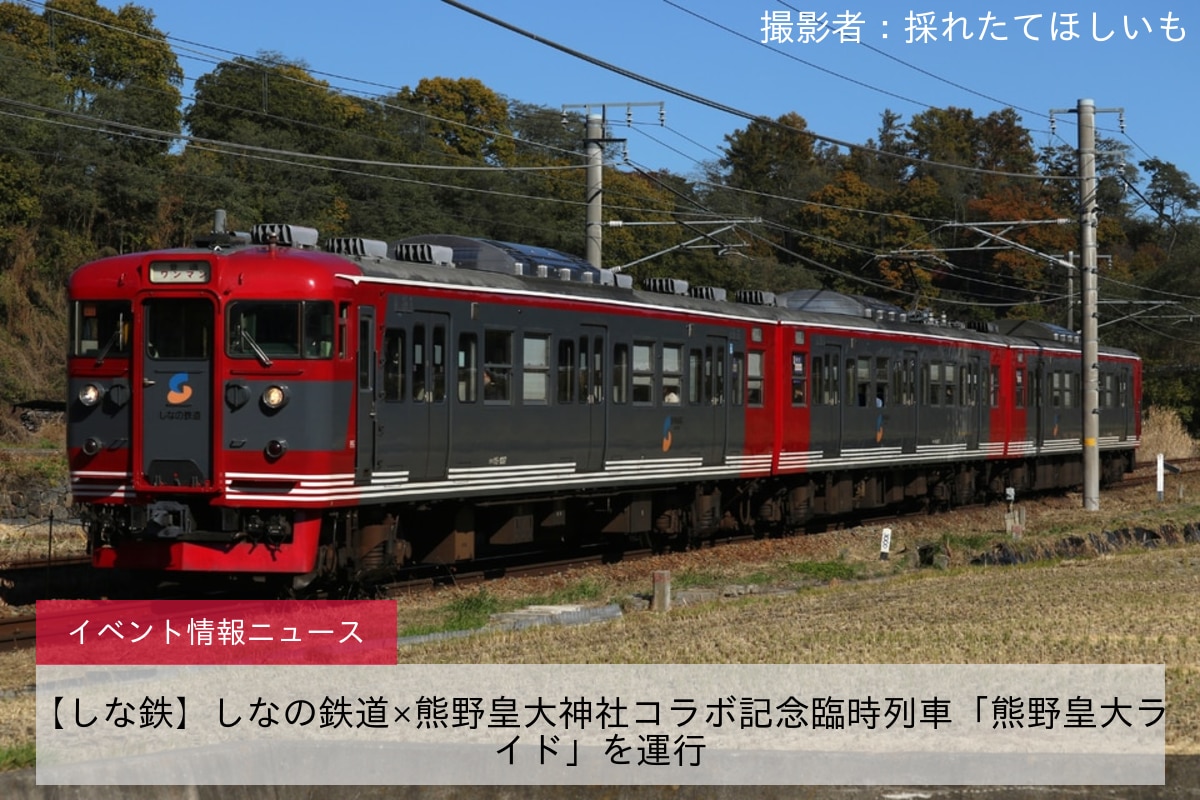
[66,224,1141,587]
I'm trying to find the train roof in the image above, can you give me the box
[70,222,1138,360]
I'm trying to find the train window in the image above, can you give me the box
[688,349,702,405]
[814,352,840,406]
[926,362,941,406]
[431,326,446,403]
[72,300,131,359]
[484,330,512,402]
[897,353,917,406]
[384,330,404,402]
[303,303,335,358]
[1100,372,1115,408]
[990,365,1000,407]
[557,339,575,404]
[359,319,372,391]
[145,298,210,360]
[851,356,871,407]
[944,363,957,406]
[791,352,806,406]
[612,344,629,404]
[1015,369,1025,408]
[412,326,427,403]
[338,303,349,359]
[591,338,604,404]
[731,352,744,406]
[577,338,590,404]
[632,342,654,405]
[746,351,763,406]
[709,346,725,405]
[523,333,550,404]
[662,345,682,404]
[458,333,478,402]
[874,357,888,407]
[227,301,333,360]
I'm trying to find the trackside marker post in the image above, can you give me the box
[1159,453,1165,502]
[879,528,892,561]
[652,570,671,612]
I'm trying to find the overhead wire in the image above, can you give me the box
[9,0,1194,319]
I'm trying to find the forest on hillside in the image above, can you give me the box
[1,1,1198,427]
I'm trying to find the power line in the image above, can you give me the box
[440,0,1075,183]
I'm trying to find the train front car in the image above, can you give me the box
[68,224,358,584]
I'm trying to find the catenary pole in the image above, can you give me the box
[1079,98,1101,511]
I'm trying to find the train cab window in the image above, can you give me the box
[458,333,478,402]
[145,298,210,360]
[303,303,335,358]
[632,342,654,405]
[227,301,332,360]
[523,333,550,404]
[384,330,404,401]
[662,345,682,404]
[72,300,131,359]
[612,344,629,404]
[484,329,512,402]
[790,352,806,406]
[746,350,764,406]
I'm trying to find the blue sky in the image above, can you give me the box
[107,0,1197,196]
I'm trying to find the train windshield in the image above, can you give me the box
[227,301,334,360]
[71,300,131,359]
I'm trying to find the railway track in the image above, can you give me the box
[0,614,36,652]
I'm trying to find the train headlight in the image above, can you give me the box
[261,384,290,410]
[265,439,288,460]
[79,383,104,407]
[82,437,102,456]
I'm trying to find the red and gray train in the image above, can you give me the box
[67,221,1141,587]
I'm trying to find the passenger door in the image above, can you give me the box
[139,297,214,488]
[355,306,376,480]
[579,325,607,472]
[376,311,450,482]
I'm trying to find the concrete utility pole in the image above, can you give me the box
[1051,98,1123,511]
[564,102,664,268]
[585,113,604,269]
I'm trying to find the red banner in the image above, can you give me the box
[36,600,397,665]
